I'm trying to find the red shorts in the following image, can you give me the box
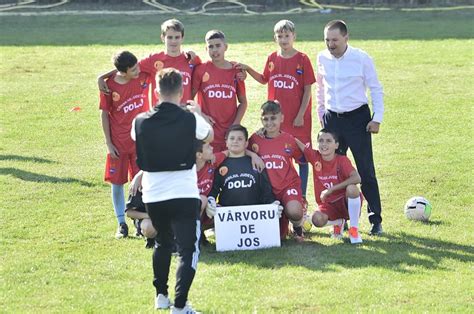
[318,194,363,221]
[104,152,139,185]
[274,185,304,208]
[274,185,303,239]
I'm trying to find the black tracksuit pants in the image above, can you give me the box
[146,198,201,308]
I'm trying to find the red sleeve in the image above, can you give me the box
[248,134,258,152]
[191,55,202,67]
[302,54,316,86]
[290,135,303,161]
[339,156,356,179]
[236,76,246,98]
[213,152,227,167]
[191,64,204,94]
[261,54,271,82]
[303,144,318,164]
[99,90,112,111]
[138,54,156,76]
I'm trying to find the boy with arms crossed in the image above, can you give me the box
[192,30,248,153]
[295,129,363,244]
[100,50,149,238]
[249,101,306,242]
[98,19,200,106]
[237,20,316,203]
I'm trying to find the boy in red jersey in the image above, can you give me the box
[129,140,264,246]
[295,129,363,244]
[100,50,150,239]
[249,101,306,242]
[98,19,200,106]
[192,30,248,153]
[236,20,315,205]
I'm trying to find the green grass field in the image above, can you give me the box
[1,9,473,313]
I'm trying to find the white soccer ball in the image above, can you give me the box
[404,196,432,221]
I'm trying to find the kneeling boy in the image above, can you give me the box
[249,101,306,242]
[295,129,363,244]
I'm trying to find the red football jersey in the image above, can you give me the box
[262,51,316,142]
[192,61,246,146]
[197,152,227,196]
[249,132,302,195]
[139,52,201,106]
[304,146,356,205]
[99,72,150,153]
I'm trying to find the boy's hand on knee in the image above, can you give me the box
[320,189,332,203]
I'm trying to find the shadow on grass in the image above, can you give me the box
[0,154,57,164]
[0,167,93,187]
[199,231,473,273]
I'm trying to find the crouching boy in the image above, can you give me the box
[295,129,363,244]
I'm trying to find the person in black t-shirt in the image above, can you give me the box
[207,125,282,215]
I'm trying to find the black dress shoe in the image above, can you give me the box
[369,223,383,236]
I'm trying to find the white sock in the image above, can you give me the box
[348,197,361,229]
[325,218,344,227]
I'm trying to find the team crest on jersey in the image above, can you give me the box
[203,72,210,82]
[207,168,214,174]
[219,166,228,176]
[109,167,116,174]
[251,143,259,153]
[284,144,292,154]
[296,65,303,75]
[268,61,275,72]
[314,161,322,172]
[112,92,120,102]
[154,61,164,71]
[140,80,148,89]
[188,63,194,68]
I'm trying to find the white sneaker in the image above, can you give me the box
[170,303,200,314]
[349,226,363,244]
[155,294,171,309]
[330,219,345,240]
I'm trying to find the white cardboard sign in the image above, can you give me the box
[214,204,280,252]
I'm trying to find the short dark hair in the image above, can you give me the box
[261,100,281,115]
[225,124,248,141]
[113,51,137,73]
[156,68,182,97]
[205,30,226,42]
[325,20,348,36]
[161,19,185,37]
[195,140,204,153]
[317,128,339,143]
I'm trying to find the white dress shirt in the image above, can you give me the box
[316,45,384,123]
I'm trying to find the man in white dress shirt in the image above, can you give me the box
[316,20,384,236]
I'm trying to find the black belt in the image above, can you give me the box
[328,104,368,117]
